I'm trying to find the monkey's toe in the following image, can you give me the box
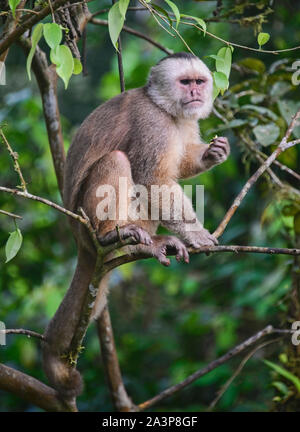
[184,228,218,249]
[120,224,153,246]
[151,236,189,266]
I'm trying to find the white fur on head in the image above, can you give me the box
[146,53,213,120]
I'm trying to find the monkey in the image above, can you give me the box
[42,52,230,400]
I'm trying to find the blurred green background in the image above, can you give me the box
[0,0,299,411]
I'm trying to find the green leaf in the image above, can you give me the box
[277,100,300,139]
[73,58,83,75]
[212,119,247,133]
[51,45,74,89]
[5,229,23,263]
[108,2,125,50]
[119,0,130,19]
[152,4,172,27]
[272,381,290,396]
[43,23,62,49]
[253,123,280,146]
[213,71,229,92]
[238,57,266,74]
[26,23,44,81]
[263,360,300,393]
[181,14,206,35]
[257,32,270,48]
[240,104,278,121]
[8,0,21,18]
[206,54,225,62]
[216,46,232,79]
[164,0,180,29]
[212,82,220,100]
[279,353,288,364]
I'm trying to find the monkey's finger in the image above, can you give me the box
[157,251,171,267]
[123,225,153,245]
[208,234,218,245]
[214,136,228,143]
[209,149,226,158]
[175,246,189,263]
[210,143,229,154]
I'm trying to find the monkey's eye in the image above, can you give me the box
[180,79,190,85]
[196,79,204,85]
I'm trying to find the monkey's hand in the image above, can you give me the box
[99,224,153,246]
[144,235,189,267]
[182,227,218,249]
[202,136,230,168]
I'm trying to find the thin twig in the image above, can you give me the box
[47,0,55,22]
[91,6,147,17]
[112,0,125,92]
[0,129,27,192]
[89,18,173,55]
[12,8,40,15]
[138,326,293,410]
[179,19,300,55]
[208,337,281,411]
[0,209,22,219]
[213,110,300,238]
[0,185,87,225]
[2,329,45,341]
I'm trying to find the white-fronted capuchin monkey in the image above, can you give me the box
[42,52,230,399]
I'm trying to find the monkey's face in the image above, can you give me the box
[147,56,213,120]
[176,73,212,119]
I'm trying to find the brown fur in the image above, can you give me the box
[42,54,230,399]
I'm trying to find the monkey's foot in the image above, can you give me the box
[182,228,218,249]
[148,235,189,266]
[99,224,153,246]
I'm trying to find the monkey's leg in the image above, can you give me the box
[81,150,153,247]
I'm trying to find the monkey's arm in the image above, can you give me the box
[179,137,230,179]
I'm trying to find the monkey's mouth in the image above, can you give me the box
[183,99,202,105]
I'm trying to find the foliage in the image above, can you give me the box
[0,0,300,412]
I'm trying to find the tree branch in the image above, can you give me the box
[0,185,87,225]
[213,109,300,238]
[89,17,173,55]
[103,245,300,273]
[138,326,293,410]
[18,39,66,195]
[0,209,22,219]
[0,128,27,192]
[207,337,281,411]
[96,307,136,412]
[0,363,76,411]
[0,0,78,55]
[2,329,45,341]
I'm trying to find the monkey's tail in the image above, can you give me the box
[42,248,96,400]
[42,347,83,401]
